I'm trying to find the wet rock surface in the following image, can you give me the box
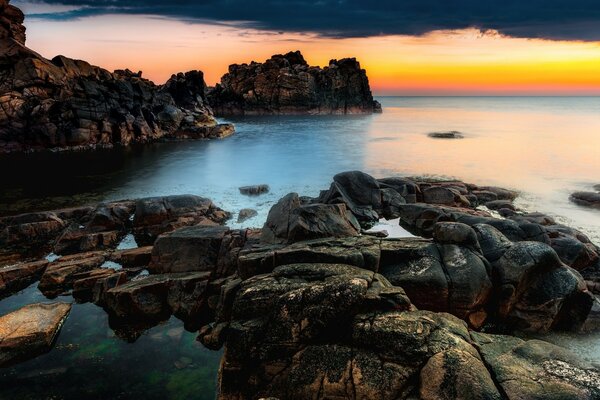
[1,171,599,399]
[0,302,71,367]
[0,0,232,153]
[207,51,381,116]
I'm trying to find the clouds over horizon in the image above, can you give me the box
[14,0,600,42]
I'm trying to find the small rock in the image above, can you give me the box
[239,185,270,196]
[428,131,464,139]
[237,208,258,223]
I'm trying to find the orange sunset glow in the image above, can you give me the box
[20,13,600,95]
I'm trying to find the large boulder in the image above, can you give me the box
[570,191,600,209]
[207,51,381,115]
[132,194,230,245]
[149,225,230,273]
[380,227,492,329]
[261,193,360,243]
[0,302,71,367]
[492,241,593,331]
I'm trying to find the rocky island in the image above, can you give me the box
[1,170,599,398]
[207,51,382,116]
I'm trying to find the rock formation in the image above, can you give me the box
[1,172,600,396]
[0,0,234,152]
[207,51,382,115]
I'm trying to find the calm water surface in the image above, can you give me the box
[1,96,600,397]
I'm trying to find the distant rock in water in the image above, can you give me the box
[239,184,270,196]
[571,191,600,209]
[428,131,465,139]
[0,0,233,153]
[207,50,382,116]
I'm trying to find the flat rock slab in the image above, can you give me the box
[0,303,72,367]
[0,260,48,298]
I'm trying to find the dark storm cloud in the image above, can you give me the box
[22,0,600,41]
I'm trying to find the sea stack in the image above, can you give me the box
[207,50,382,115]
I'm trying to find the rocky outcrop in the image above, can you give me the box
[207,51,381,115]
[1,172,600,399]
[201,263,598,400]
[0,194,230,264]
[0,302,71,367]
[0,0,233,152]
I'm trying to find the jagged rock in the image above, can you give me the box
[132,194,230,245]
[207,51,381,115]
[261,193,360,243]
[317,171,383,226]
[0,1,232,152]
[149,225,230,274]
[472,332,600,399]
[0,259,47,298]
[0,302,71,367]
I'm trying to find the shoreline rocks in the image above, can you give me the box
[207,51,381,116]
[1,171,600,399]
[0,0,233,153]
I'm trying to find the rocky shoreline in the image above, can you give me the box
[1,170,599,398]
[0,1,381,153]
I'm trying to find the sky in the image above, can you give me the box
[12,0,600,95]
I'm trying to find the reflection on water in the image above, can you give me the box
[0,285,222,400]
[2,97,599,238]
[1,96,600,397]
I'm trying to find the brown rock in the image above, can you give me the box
[0,302,71,367]
[0,259,47,298]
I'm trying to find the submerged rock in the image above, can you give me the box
[0,302,71,367]
[207,51,381,115]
